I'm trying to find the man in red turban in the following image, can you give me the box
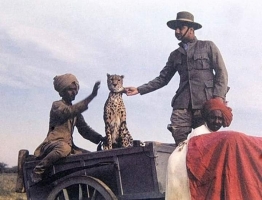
[202,98,233,131]
[166,99,233,200]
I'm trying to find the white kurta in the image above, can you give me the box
[165,124,211,200]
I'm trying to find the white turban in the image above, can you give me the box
[53,73,79,93]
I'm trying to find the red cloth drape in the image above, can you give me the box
[187,131,262,200]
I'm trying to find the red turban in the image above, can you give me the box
[202,99,233,127]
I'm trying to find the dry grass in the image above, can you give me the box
[0,173,27,200]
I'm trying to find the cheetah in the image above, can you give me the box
[103,74,133,150]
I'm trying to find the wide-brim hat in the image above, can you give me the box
[167,11,202,30]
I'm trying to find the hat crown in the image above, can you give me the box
[176,11,194,22]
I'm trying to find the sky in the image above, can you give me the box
[1,0,262,167]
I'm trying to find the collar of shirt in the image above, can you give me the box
[182,42,188,51]
[179,36,198,51]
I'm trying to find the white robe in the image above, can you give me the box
[165,124,211,200]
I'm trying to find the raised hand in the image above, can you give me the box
[92,81,101,97]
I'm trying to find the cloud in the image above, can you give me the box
[1,23,84,62]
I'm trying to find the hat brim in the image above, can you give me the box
[167,20,202,30]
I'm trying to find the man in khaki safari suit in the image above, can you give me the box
[126,11,229,145]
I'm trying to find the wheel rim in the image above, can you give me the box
[47,176,117,200]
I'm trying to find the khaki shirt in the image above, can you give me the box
[34,99,102,157]
[138,37,228,109]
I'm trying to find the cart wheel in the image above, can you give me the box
[47,176,117,200]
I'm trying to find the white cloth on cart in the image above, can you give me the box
[165,124,211,200]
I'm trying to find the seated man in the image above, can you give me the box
[165,98,233,200]
[31,73,104,183]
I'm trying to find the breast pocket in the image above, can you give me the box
[193,53,210,69]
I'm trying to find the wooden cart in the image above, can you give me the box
[16,141,175,200]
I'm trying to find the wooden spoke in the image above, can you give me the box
[47,176,117,200]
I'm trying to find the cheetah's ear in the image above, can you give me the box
[121,75,124,79]
[107,73,110,78]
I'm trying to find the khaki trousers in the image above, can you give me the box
[168,108,203,144]
[33,140,71,174]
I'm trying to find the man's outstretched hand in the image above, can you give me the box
[125,87,139,96]
[92,81,101,97]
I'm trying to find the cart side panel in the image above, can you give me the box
[118,151,156,195]
[117,143,175,199]
[154,145,175,194]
